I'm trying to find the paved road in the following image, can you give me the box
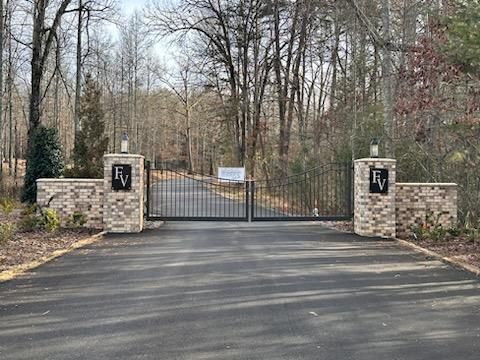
[1,222,480,359]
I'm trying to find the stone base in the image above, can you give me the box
[354,158,396,238]
[103,154,144,233]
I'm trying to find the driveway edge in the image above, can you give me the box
[396,238,480,276]
[0,231,106,283]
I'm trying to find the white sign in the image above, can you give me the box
[218,167,245,182]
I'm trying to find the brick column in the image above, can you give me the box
[103,154,144,233]
[354,158,396,238]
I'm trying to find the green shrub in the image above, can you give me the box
[465,228,480,243]
[21,204,39,216]
[411,225,427,241]
[22,126,64,203]
[0,198,15,215]
[41,208,60,232]
[18,215,40,232]
[447,227,462,237]
[0,222,16,243]
[17,204,40,232]
[411,211,448,241]
[66,212,87,228]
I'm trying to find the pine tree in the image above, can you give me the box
[444,1,480,75]
[70,74,109,178]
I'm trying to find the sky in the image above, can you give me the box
[109,0,177,68]
[120,0,149,15]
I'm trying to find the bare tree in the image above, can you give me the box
[0,0,4,177]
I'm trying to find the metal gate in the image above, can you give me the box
[145,163,352,221]
[251,163,352,221]
[146,165,249,221]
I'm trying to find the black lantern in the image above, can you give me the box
[121,132,129,154]
[370,138,379,158]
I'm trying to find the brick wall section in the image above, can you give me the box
[354,158,396,238]
[103,154,144,233]
[36,179,104,229]
[396,183,457,239]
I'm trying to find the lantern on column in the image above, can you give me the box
[121,132,129,154]
[370,138,379,158]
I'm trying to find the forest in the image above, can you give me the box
[0,0,479,224]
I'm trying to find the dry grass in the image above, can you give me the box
[0,159,25,198]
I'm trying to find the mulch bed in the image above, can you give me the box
[0,228,97,272]
[411,237,480,269]
[0,211,98,273]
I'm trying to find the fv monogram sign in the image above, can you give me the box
[369,168,388,194]
[112,164,132,190]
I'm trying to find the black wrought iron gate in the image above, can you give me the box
[145,163,352,221]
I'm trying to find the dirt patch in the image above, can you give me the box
[319,220,354,233]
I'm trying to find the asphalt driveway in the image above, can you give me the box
[1,222,480,359]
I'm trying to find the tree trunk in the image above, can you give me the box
[74,0,82,136]
[381,0,395,157]
[0,0,4,177]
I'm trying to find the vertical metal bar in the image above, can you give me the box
[173,169,176,217]
[304,173,307,216]
[334,165,338,215]
[175,170,178,217]
[309,171,312,217]
[293,179,296,217]
[228,180,231,218]
[214,178,217,218]
[183,171,186,217]
[284,181,287,217]
[195,173,198,218]
[321,169,324,216]
[346,163,353,217]
[250,180,255,221]
[328,165,331,215]
[146,161,150,219]
[170,169,173,217]
[159,169,162,217]
[246,180,250,221]
[209,174,212,217]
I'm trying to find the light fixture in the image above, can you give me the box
[370,138,379,158]
[121,132,129,154]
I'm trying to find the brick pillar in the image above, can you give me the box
[354,158,396,238]
[103,154,144,233]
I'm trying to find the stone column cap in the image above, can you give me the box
[37,178,104,182]
[104,154,145,159]
[397,182,457,187]
[354,158,397,163]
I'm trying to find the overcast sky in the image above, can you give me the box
[120,0,148,15]
[109,0,177,68]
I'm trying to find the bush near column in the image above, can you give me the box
[22,127,64,203]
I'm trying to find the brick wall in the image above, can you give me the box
[396,183,457,238]
[36,179,104,229]
[103,154,144,233]
[354,158,397,238]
